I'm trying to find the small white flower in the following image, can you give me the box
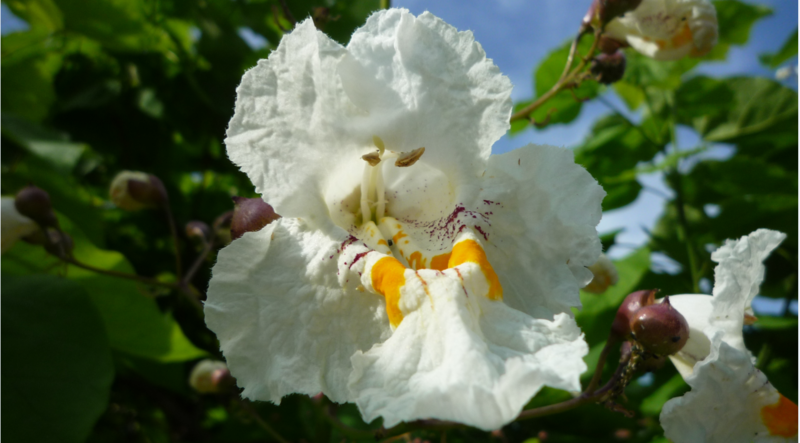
[661,229,798,442]
[605,0,718,61]
[1,197,39,254]
[205,9,605,430]
[584,253,619,293]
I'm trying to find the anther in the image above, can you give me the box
[362,151,381,166]
[395,147,425,167]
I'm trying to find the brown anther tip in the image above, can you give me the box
[744,313,758,326]
[362,151,381,166]
[395,147,425,167]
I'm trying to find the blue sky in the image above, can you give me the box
[2,1,797,310]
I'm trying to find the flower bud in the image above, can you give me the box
[629,296,690,356]
[611,289,657,341]
[2,196,39,253]
[185,221,211,243]
[109,171,168,211]
[43,230,74,258]
[591,52,626,84]
[230,197,280,240]
[15,186,58,228]
[189,359,236,394]
[584,254,619,293]
[584,0,642,27]
[598,35,628,54]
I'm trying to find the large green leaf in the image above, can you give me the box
[1,45,62,122]
[701,77,798,148]
[760,29,798,69]
[713,0,772,46]
[2,218,207,363]
[2,274,113,443]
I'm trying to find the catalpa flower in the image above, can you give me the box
[605,0,718,60]
[661,229,798,442]
[205,9,605,430]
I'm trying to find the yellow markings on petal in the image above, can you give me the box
[377,239,388,246]
[392,230,408,245]
[430,253,451,271]
[371,256,407,328]
[670,23,694,48]
[761,395,799,437]
[447,239,502,300]
[407,251,427,270]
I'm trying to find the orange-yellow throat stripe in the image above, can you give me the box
[371,257,407,328]
[762,395,799,437]
[448,239,503,300]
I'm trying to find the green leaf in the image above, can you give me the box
[701,77,798,148]
[760,29,798,69]
[2,274,113,443]
[1,48,62,121]
[675,76,735,134]
[5,0,63,31]
[574,114,663,210]
[640,374,688,416]
[713,0,772,47]
[1,114,87,172]
[2,218,207,363]
[755,316,799,330]
[613,80,645,110]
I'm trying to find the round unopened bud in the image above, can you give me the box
[599,0,642,24]
[230,197,280,240]
[611,289,657,340]
[43,230,74,258]
[109,171,168,211]
[630,296,690,356]
[584,254,619,294]
[185,221,211,243]
[189,359,235,394]
[15,186,58,228]
[591,52,627,84]
[598,35,628,54]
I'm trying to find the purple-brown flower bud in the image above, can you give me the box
[598,35,628,54]
[611,289,657,341]
[629,296,690,356]
[230,197,280,240]
[15,186,58,228]
[189,360,236,394]
[109,171,168,211]
[185,221,211,243]
[584,0,642,27]
[43,230,74,258]
[591,52,626,84]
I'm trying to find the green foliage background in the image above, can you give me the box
[1,0,797,442]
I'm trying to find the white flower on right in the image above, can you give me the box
[661,229,798,442]
[1,197,38,254]
[605,0,718,60]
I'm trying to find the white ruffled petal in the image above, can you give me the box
[662,339,793,443]
[661,230,797,442]
[348,233,587,430]
[204,218,391,403]
[475,144,605,318]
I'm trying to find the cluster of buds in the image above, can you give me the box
[611,289,690,358]
[2,186,74,258]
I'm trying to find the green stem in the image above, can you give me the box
[510,28,601,123]
[240,400,292,443]
[380,0,391,9]
[65,257,177,289]
[668,119,700,293]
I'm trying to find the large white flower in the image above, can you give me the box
[660,229,798,442]
[1,196,38,254]
[605,0,718,60]
[205,9,605,430]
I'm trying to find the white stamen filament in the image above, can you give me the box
[360,161,373,222]
[375,163,386,220]
[360,138,423,224]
